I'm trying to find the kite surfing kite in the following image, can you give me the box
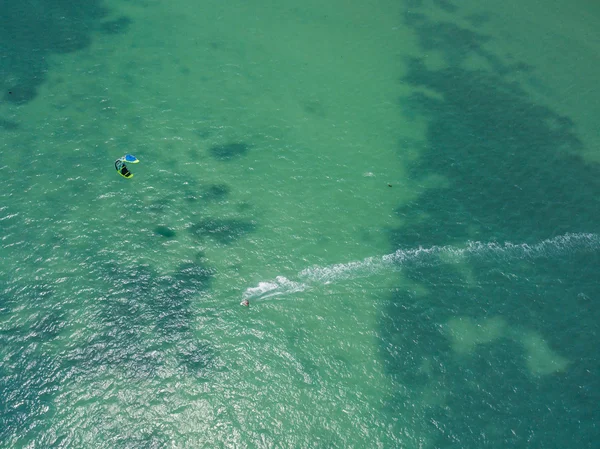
[114,154,139,178]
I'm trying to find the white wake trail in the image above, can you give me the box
[243,233,600,301]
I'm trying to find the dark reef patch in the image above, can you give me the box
[202,184,230,201]
[0,118,19,130]
[432,0,457,13]
[189,218,256,244]
[208,142,250,161]
[99,16,132,35]
[379,3,600,448]
[154,225,176,238]
[1,0,116,105]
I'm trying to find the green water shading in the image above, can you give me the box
[1,0,600,448]
[380,1,600,448]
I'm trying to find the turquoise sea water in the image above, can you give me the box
[1,0,600,448]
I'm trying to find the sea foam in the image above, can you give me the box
[243,233,600,300]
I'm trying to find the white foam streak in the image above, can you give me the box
[242,276,307,300]
[243,233,600,300]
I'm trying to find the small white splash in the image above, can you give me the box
[242,276,307,300]
[243,281,279,298]
[363,172,375,177]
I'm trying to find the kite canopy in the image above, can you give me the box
[123,154,139,163]
[115,154,139,178]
